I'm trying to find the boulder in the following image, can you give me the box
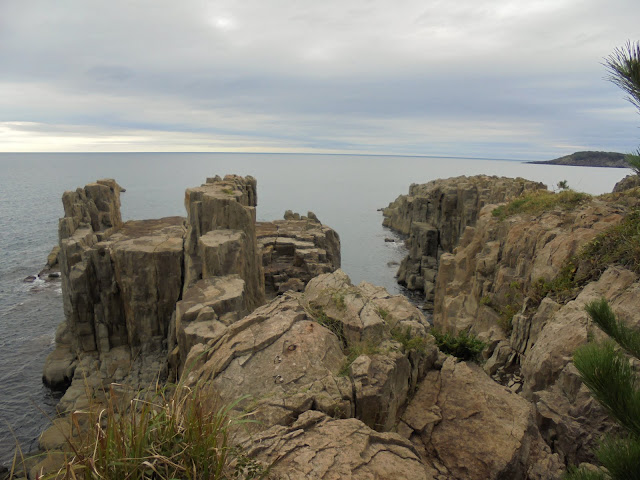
[401,357,563,480]
[183,270,437,433]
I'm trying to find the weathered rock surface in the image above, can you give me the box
[244,411,434,479]
[383,175,546,308]
[183,269,436,433]
[434,200,625,347]
[401,357,562,479]
[257,212,341,297]
[183,175,264,310]
[425,185,640,467]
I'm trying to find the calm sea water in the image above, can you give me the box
[0,152,630,464]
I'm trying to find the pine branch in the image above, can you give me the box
[573,341,640,437]
[604,41,640,114]
[586,298,640,359]
[597,434,640,479]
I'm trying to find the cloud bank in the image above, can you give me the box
[1,0,639,159]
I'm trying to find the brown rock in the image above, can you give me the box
[403,357,562,480]
[257,216,340,298]
[244,411,434,479]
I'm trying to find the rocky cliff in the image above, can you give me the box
[383,175,546,308]
[30,175,569,480]
[420,180,640,468]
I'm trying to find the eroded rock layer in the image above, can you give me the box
[257,211,341,297]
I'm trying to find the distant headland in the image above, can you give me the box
[527,150,629,168]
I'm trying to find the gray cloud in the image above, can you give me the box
[1,0,640,158]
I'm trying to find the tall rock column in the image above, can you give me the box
[183,175,265,311]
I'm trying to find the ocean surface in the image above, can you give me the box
[0,152,630,465]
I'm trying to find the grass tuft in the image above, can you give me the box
[492,189,592,220]
[38,383,266,480]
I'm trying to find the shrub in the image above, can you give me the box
[431,329,485,362]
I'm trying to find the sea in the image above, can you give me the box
[0,152,630,465]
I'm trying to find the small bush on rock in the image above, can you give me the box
[431,329,485,362]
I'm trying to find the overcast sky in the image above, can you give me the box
[1,0,639,159]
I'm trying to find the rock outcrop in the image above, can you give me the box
[34,174,584,479]
[612,174,640,192]
[383,176,546,308]
[179,269,560,479]
[427,186,640,466]
[257,212,340,297]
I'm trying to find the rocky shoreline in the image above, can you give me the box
[10,173,640,479]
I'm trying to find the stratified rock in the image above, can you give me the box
[257,215,340,297]
[183,175,264,310]
[173,274,248,373]
[60,216,185,354]
[433,200,625,350]
[401,357,563,480]
[244,411,434,479]
[383,175,546,308]
[46,245,60,269]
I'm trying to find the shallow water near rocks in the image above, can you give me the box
[0,152,629,465]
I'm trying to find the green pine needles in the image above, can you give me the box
[605,41,640,176]
[565,299,640,479]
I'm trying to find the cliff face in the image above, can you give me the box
[34,175,566,480]
[382,175,546,308]
[429,186,640,466]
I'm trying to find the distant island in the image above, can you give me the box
[527,150,630,168]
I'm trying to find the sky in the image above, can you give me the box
[1,0,640,160]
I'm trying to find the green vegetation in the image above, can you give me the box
[492,189,591,221]
[390,326,427,353]
[221,187,235,195]
[376,306,390,321]
[604,41,640,175]
[339,341,381,376]
[331,290,347,310]
[557,180,569,191]
[307,303,347,348]
[535,210,640,302]
[34,384,266,480]
[431,329,485,362]
[565,299,640,479]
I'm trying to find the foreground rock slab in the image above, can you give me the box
[245,411,435,479]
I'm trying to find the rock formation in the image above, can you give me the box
[422,181,640,467]
[257,211,340,297]
[34,174,606,479]
[383,175,546,308]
